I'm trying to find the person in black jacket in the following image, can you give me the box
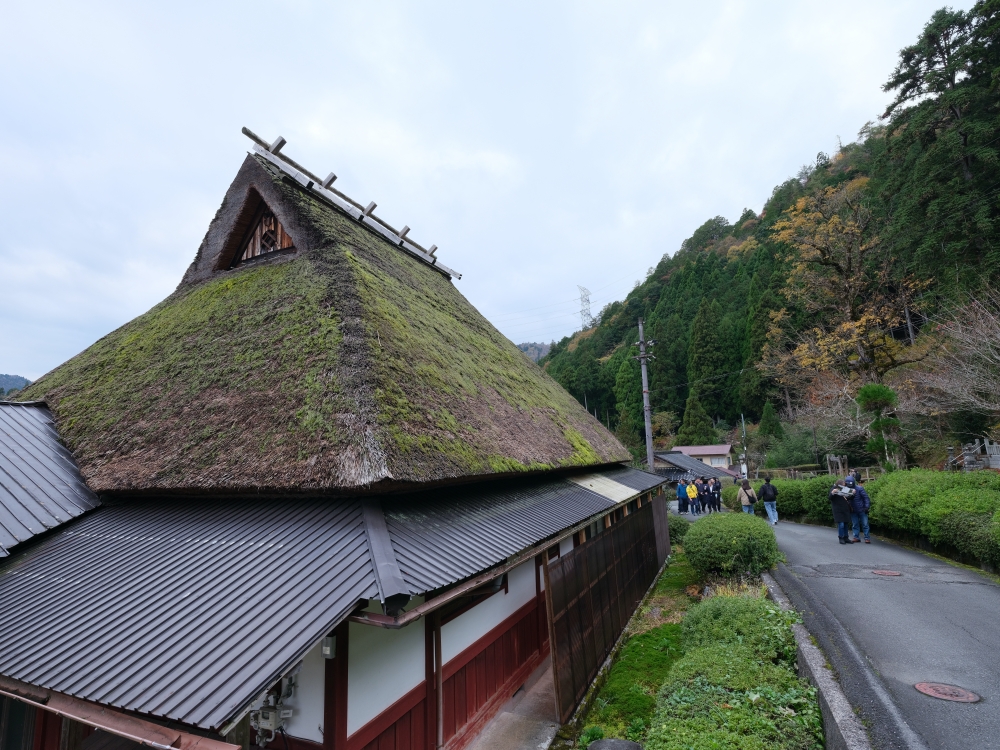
[697,477,711,515]
[847,476,872,543]
[708,478,722,513]
[829,480,855,544]
[760,476,779,525]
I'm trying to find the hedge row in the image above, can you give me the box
[722,470,1000,570]
[721,477,836,524]
[644,596,822,750]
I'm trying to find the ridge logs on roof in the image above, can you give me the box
[240,127,460,280]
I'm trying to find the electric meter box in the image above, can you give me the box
[258,708,280,731]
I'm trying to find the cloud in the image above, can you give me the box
[0,0,974,377]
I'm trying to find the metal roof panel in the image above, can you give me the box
[0,498,377,731]
[0,404,99,554]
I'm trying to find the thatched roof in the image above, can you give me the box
[21,153,628,493]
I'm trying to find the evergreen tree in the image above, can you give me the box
[758,401,784,439]
[676,392,717,445]
[687,299,728,420]
[614,356,643,441]
[650,313,689,414]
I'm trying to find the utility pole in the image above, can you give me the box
[635,319,656,470]
[740,413,749,479]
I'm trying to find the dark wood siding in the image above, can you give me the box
[545,501,662,723]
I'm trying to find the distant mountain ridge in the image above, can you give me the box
[517,342,551,363]
[1,374,30,395]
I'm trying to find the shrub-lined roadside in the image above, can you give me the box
[577,518,820,749]
[723,470,1000,570]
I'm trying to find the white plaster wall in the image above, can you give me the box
[559,536,574,556]
[441,559,536,664]
[282,641,326,743]
[347,614,426,735]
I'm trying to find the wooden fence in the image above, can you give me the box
[544,502,661,724]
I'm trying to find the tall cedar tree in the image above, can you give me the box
[676,392,717,445]
[650,313,689,414]
[758,401,784,439]
[687,299,728,419]
[614,356,643,439]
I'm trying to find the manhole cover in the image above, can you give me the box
[872,570,902,576]
[914,683,980,703]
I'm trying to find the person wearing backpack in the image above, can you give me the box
[760,476,779,525]
[737,480,757,514]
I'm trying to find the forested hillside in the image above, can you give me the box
[541,1,1000,469]
[0,374,30,396]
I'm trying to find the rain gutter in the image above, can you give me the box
[0,676,238,750]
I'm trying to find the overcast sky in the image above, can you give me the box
[0,0,970,380]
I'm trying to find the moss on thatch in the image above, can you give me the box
[22,155,628,492]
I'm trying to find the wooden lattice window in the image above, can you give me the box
[235,206,294,265]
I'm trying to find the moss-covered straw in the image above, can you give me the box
[21,155,628,493]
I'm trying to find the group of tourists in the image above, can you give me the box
[829,471,872,544]
[676,471,873,547]
[675,477,723,514]
[736,476,780,525]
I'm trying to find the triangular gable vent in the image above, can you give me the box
[233,204,294,266]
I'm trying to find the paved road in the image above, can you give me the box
[773,522,1000,750]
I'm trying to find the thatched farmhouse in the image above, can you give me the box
[0,130,669,750]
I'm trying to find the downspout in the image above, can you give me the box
[435,615,444,749]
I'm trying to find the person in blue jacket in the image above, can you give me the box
[846,476,871,543]
[676,480,689,514]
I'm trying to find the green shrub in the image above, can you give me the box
[683,513,781,577]
[798,476,839,524]
[578,725,604,748]
[722,483,741,509]
[937,511,1000,568]
[669,514,691,542]
[645,645,822,750]
[682,596,800,665]
[867,469,1000,539]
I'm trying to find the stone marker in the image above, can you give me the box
[589,741,642,750]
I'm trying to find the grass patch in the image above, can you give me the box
[578,551,697,742]
[575,550,821,750]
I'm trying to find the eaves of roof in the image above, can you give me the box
[0,403,99,555]
[0,466,664,734]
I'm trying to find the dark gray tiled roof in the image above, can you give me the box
[0,465,661,731]
[0,498,377,732]
[599,466,669,492]
[0,403,99,555]
[654,451,734,481]
[384,466,663,594]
